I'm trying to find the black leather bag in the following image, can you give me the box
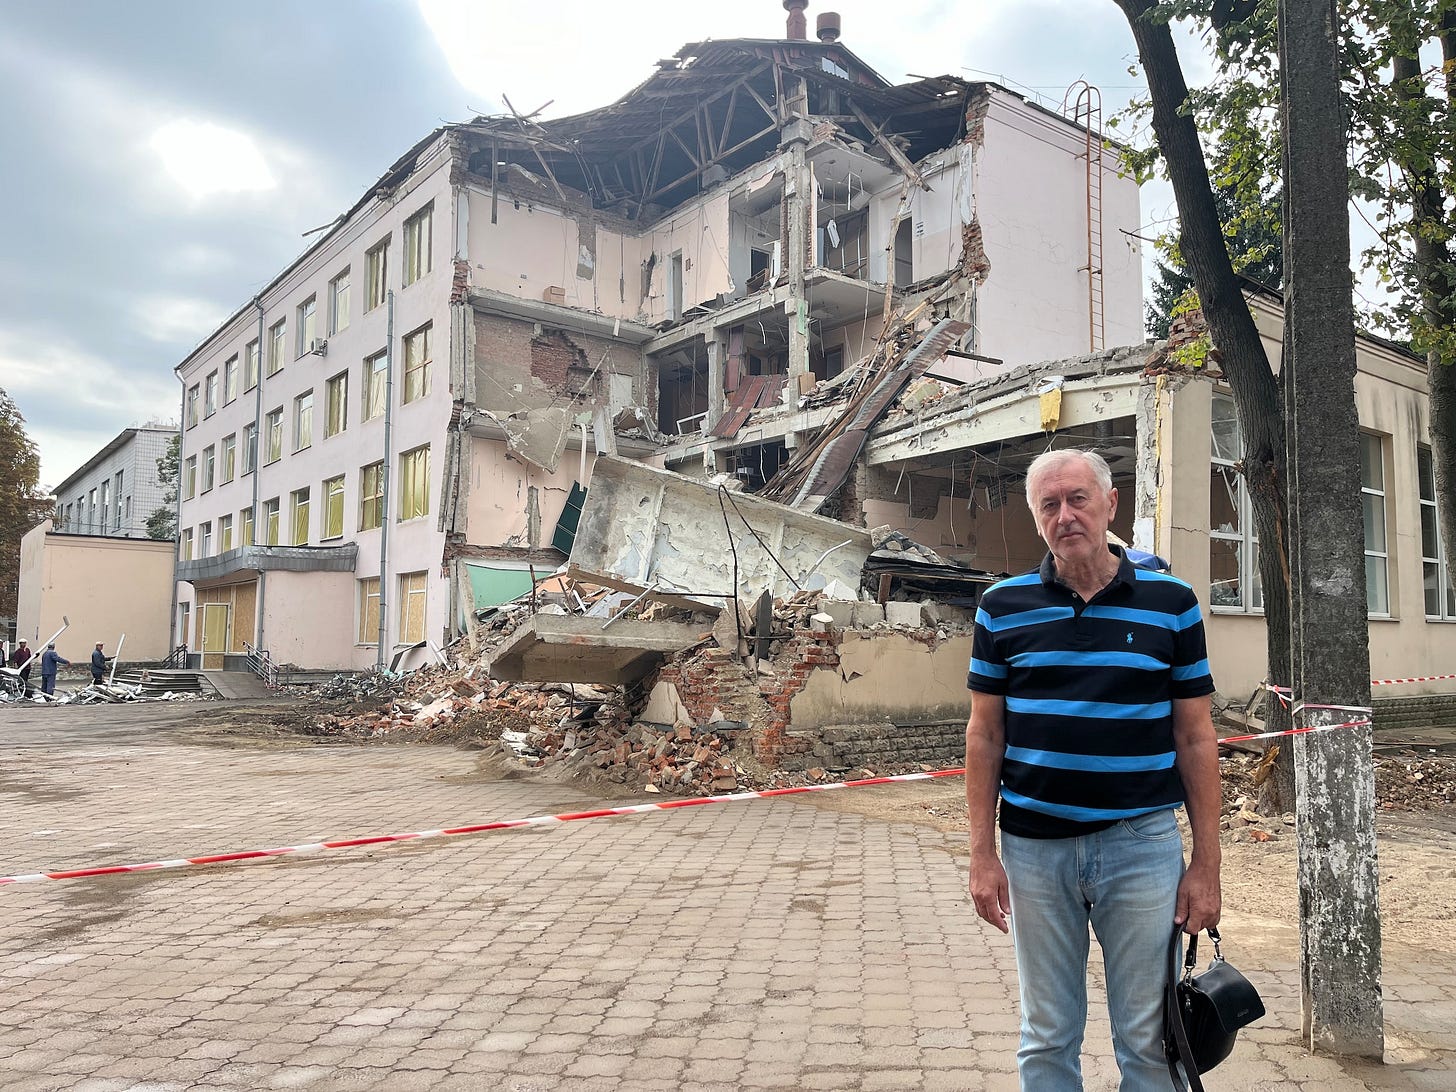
[1163,926,1265,1090]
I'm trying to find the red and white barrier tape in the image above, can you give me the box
[1370,673,1456,686]
[0,768,967,886]
[1218,718,1372,746]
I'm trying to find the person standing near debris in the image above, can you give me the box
[10,641,32,688]
[965,448,1221,1090]
[91,642,111,685]
[39,644,70,696]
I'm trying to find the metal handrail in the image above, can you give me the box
[240,641,280,690]
[161,644,190,669]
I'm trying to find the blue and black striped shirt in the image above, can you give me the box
[967,547,1215,839]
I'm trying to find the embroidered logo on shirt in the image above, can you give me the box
[1126,632,1134,644]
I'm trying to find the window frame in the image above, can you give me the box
[366,238,389,312]
[1208,391,1262,614]
[296,296,317,358]
[204,371,218,418]
[1360,432,1391,618]
[290,487,310,546]
[330,268,351,335]
[245,339,260,391]
[267,319,287,376]
[363,350,388,421]
[201,444,216,493]
[322,474,346,540]
[398,571,428,643]
[398,445,430,522]
[219,513,234,553]
[220,434,236,484]
[1418,444,1456,621]
[264,408,283,465]
[185,384,199,429]
[224,355,239,404]
[402,323,431,404]
[199,520,212,558]
[180,527,194,561]
[243,423,258,475]
[326,371,349,438]
[359,460,385,531]
[403,203,433,287]
[184,455,197,500]
[240,506,255,546]
[263,498,280,546]
[293,390,314,452]
[358,577,381,645]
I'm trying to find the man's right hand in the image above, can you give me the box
[970,853,1011,934]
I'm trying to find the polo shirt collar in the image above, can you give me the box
[1039,544,1135,593]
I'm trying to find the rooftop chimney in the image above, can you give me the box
[816,12,841,42]
[784,0,808,40]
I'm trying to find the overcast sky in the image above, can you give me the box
[0,0,1207,489]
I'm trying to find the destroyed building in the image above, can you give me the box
[169,5,1455,734]
[170,8,1143,673]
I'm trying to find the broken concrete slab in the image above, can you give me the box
[885,601,924,627]
[488,613,708,684]
[852,602,886,627]
[569,455,873,606]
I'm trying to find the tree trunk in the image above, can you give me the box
[1280,0,1383,1057]
[1113,0,1295,809]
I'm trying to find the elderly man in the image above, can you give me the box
[966,448,1222,1091]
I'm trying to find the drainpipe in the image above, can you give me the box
[168,376,185,659]
[252,300,266,651]
[376,289,395,671]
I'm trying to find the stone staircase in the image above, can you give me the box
[201,670,277,700]
[111,669,212,697]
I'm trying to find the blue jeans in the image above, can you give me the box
[1001,809,1185,1092]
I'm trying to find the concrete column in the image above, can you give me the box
[706,334,727,428]
[781,102,814,403]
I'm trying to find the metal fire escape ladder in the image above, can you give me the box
[1066,81,1106,353]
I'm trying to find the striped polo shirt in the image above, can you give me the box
[967,547,1215,839]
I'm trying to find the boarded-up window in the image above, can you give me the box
[358,577,380,644]
[399,571,427,644]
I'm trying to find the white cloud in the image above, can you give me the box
[135,295,230,345]
[149,119,276,200]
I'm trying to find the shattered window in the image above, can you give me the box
[291,488,310,546]
[403,324,431,404]
[1208,391,1261,612]
[359,461,384,531]
[224,356,238,404]
[264,409,283,464]
[220,434,236,484]
[1361,432,1390,616]
[403,204,432,287]
[322,475,345,540]
[358,577,381,644]
[330,269,350,335]
[366,239,389,311]
[363,350,388,421]
[1419,445,1456,620]
[326,372,348,437]
[398,571,427,643]
[398,446,429,522]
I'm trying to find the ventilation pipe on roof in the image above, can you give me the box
[816,12,841,42]
[784,0,808,40]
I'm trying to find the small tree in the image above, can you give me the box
[0,390,54,619]
[146,432,181,541]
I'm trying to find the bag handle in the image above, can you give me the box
[1166,926,1205,1092]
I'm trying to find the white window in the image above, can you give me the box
[1209,392,1261,612]
[363,350,388,421]
[114,471,123,531]
[185,385,199,428]
[199,520,212,558]
[219,514,234,552]
[1361,432,1390,617]
[296,296,317,357]
[398,446,430,522]
[359,460,384,531]
[245,340,260,391]
[204,371,218,417]
[243,423,258,474]
[240,506,255,546]
[403,323,431,403]
[293,390,314,452]
[201,444,215,492]
[263,498,280,546]
[184,456,197,500]
[264,408,283,464]
[291,487,310,546]
[403,203,433,287]
[366,239,389,311]
[181,528,193,560]
[322,475,345,540]
[330,268,350,334]
[99,480,110,531]
[220,434,236,484]
[1419,445,1455,620]
[224,355,239,404]
[326,372,348,437]
[267,320,286,376]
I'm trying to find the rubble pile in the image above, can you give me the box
[0,681,213,705]
[522,717,750,796]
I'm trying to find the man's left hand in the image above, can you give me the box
[1174,861,1221,934]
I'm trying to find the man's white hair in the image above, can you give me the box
[1024,448,1114,511]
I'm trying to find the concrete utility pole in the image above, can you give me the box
[1278,0,1384,1058]
[781,76,813,401]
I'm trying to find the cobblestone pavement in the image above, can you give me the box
[1,704,1452,1090]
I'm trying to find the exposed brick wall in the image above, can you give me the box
[450,259,470,304]
[529,331,586,389]
[473,313,651,416]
